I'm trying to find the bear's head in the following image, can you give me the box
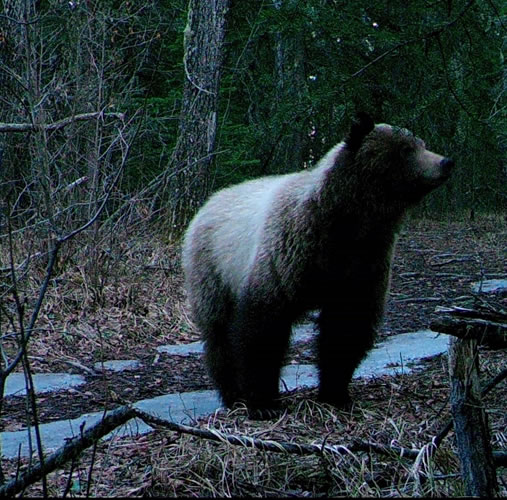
[345,113,454,205]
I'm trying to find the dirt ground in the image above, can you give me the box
[1,217,506,432]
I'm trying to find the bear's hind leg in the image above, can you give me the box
[191,271,243,408]
[230,301,293,419]
[203,326,242,408]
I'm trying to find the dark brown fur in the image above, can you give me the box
[182,114,454,418]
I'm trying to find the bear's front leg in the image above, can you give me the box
[316,302,379,409]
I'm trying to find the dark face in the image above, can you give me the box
[411,139,454,187]
[370,124,455,203]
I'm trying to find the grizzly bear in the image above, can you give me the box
[182,112,454,418]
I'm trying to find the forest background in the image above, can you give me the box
[0,0,505,496]
[0,0,505,242]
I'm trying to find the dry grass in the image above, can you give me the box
[1,216,506,497]
[0,222,197,373]
[143,352,504,498]
[7,350,505,497]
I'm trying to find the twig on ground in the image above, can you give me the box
[395,297,442,303]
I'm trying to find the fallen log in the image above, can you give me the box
[430,316,507,348]
[431,302,507,349]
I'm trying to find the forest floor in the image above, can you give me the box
[1,215,506,496]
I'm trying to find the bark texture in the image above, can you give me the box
[166,0,229,234]
[448,337,498,497]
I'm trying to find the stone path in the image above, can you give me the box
[5,373,86,398]
[471,278,507,294]
[1,278,504,459]
[1,329,450,459]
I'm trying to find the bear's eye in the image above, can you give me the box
[400,144,415,158]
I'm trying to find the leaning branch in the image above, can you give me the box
[0,112,125,133]
[0,407,137,497]
[434,305,507,322]
[134,408,506,467]
[134,408,423,459]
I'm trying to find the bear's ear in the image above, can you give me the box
[344,112,375,154]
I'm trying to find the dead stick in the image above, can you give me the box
[0,112,125,133]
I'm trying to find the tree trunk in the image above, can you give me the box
[448,337,498,497]
[165,0,229,235]
[270,0,308,174]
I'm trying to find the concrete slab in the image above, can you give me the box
[156,323,316,357]
[280,330,450,391]
[354,329,450,378]
[291,322,316,344]
[134,390,222,425]
[4,373,86,397]
[156,341,204,356]
[280,364,318,391]
[0,390,222,459]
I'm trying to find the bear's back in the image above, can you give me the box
[183,166,328,296]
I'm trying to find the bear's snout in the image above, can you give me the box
[440,157,455,176]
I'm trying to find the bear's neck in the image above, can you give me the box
[315,165,407,241]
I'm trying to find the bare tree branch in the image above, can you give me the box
[0,112,125,133]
